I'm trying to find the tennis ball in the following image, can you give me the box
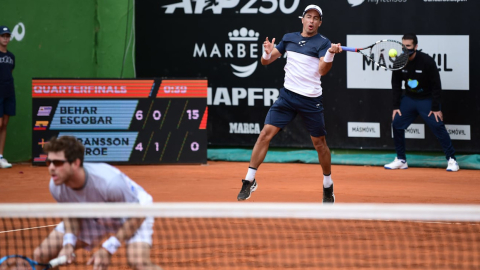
[389,48,397,58]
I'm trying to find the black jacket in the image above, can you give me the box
[391,51,442,111]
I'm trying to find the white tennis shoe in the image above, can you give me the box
[446,158,459,172]
[384,158,408,169]
[0,157,12,168]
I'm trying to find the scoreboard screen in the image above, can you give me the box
[32,78,208,165]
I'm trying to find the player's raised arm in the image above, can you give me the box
[261,37,281,65]
[319,43,342,76]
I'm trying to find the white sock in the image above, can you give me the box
[245,167,257,182]
[323,174,333,188]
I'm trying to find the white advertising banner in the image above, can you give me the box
[348,122,381,138]
[391,124,425,139]
[445,124,471,140]
[346,35,469,90]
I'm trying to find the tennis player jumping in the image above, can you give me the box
[236,4,343,203]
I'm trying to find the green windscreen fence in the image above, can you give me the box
[208,149,480,170]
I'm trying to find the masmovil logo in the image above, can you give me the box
[163,0,300,14]
[347,0,407,7]
[193,27,260,78]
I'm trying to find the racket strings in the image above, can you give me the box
[371,41,409,70]
[2,257,29,270]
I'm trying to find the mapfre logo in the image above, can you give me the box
[194,27,260,78]
[163,0,300,14]
[347,0,407,7]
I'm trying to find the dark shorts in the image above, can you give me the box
[0,95,16,117]
[265,88,326,137]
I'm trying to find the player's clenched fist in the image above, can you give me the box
[328,43,343,54]
[263,37,276,54]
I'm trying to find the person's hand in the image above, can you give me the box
[58,245,76,264]
[428,111,443,122]
[263,37,276,54]
[87,248,112,270]
[392,109,402,121]
[328,43,343,54]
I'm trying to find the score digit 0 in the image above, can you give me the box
[191,142,199,151]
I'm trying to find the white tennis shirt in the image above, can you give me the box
[50,162,149,204]
[275,32,331,97]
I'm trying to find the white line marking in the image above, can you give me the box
[0,224,58,234]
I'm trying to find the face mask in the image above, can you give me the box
[408,48,416,56]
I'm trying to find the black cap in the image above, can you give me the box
[0,26,11,35]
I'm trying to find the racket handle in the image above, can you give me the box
[341,46,358,52]
[49,254,74,267]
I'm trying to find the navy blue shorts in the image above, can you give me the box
[0,95,16,117]
[265,88,326,137]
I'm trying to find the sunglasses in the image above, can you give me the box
[45,159,68,167]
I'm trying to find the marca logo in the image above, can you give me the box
[445,124,471,140]
[229,122,261,134]
[348,0,407,6]
[346,35,469,90]
[163,0,300,14]
[347,122,380,138]
[194,27,260,78]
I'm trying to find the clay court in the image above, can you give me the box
[1,162,480,269]
[1,161,479,204]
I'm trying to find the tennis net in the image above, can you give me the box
[1,203,479,269]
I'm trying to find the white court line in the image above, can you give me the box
[378,219,480,226]
[0,224,58,234]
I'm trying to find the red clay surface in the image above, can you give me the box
[1,162,480,269]
[1,161,479,204]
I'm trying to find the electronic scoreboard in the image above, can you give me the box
[32,78,208,165]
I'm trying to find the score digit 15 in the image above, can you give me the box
[186,109,199,120]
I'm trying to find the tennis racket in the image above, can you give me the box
[0,255,68,270]
[341,39,409,71]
